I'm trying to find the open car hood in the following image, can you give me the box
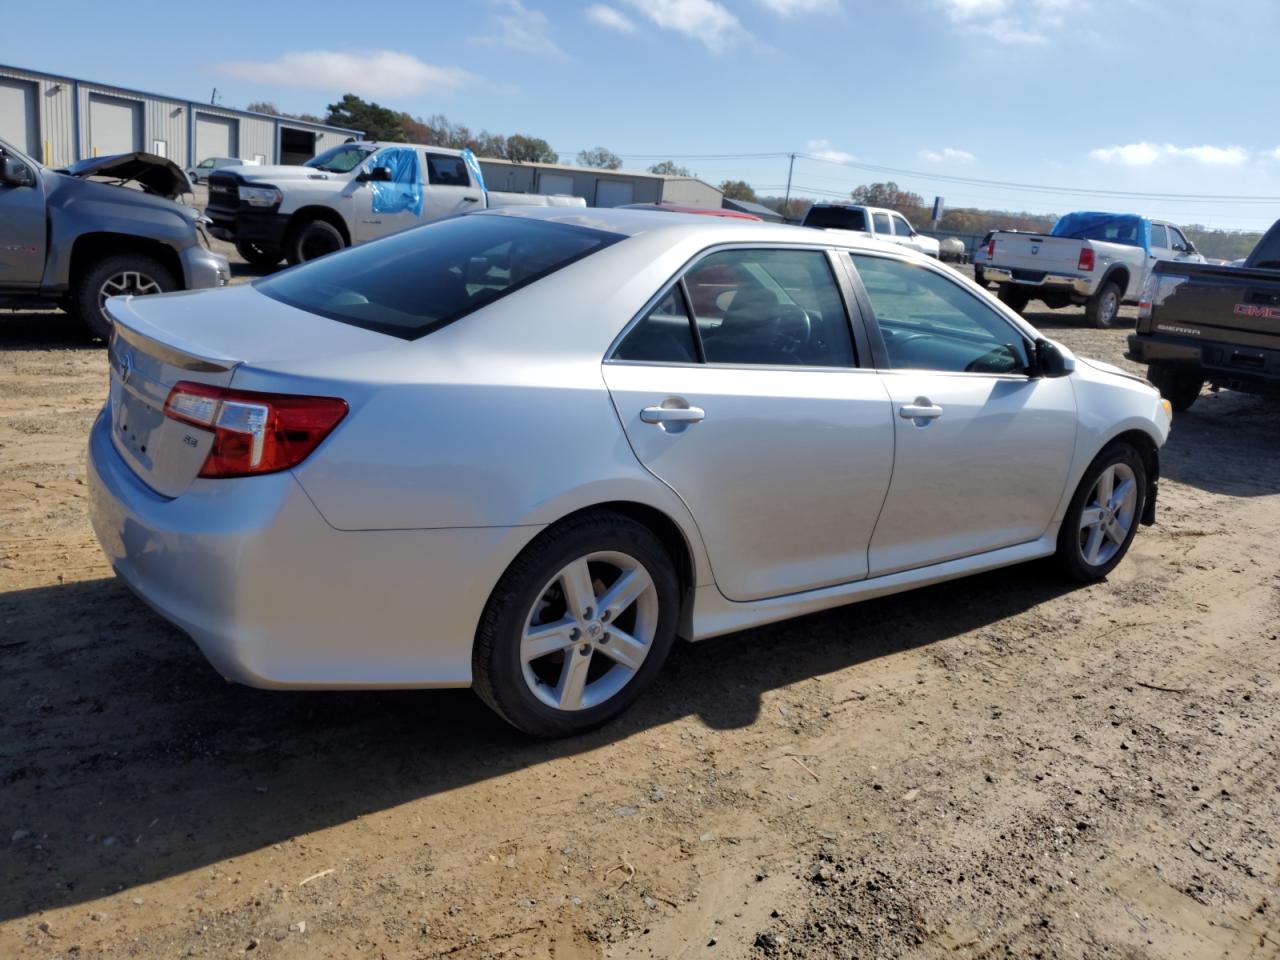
[60,152,191,200]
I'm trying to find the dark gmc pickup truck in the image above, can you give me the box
[1128,220,1280,411]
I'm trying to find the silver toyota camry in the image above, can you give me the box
[88,207,1172,737]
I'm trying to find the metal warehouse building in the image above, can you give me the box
[0,63,360,170]
[479,158,723,209]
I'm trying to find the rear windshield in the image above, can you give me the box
[1051,213,1145,248]
[804,207,868,231]
[255,215,622,340]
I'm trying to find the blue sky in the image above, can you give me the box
[10,0,1280,229]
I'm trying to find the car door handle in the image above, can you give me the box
[899,399,944,420]
[641,404,705,424]
[462,195,480,202]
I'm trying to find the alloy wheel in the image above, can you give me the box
[520,550,658,712]
[98,271,162,308]
[1077,462,1137,567]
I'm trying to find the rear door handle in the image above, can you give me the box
[899,398,944,421]
[641,404,705,424]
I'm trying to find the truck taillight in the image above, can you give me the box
[1078,247,1095,272]
[164,382,348,478]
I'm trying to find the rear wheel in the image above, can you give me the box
[998,284,1031,314]
[1056,442,1147,582]
[74,254,177,340]
[1085,280,1122,329]
[285,218,346,265]
[235,240,283,269]
[472,512,680,738]
[1147,363,1203,411]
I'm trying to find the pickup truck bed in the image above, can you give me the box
[1127,259,1280,410]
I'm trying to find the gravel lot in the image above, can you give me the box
[1,249,1277,959]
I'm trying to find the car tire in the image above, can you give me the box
[285,218,346,265]
[998,284,1031,314]
[1146,363,1203,412]
[1055,441,1147,583]
[235,241,283,269]
[1085,280,1123,329]
[74,253,178,341]
[472,511,680,738]
[973,267,987,288]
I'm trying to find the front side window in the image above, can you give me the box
[683,249,853,366]
[257,215,621,340]
[850,254,1030,374]
[198,159,215,169]
[1168,226,1189,251]
[425,153,470,187]
[892,215,914,237]
[873,212,891,234]
[1149,224,1169,249]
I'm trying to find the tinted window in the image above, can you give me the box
[257,215,621,340]
[425,154,469,187]
[872,213,891,235]
[1149,224,1169,249]
[851,254,1030,374]
[804,206,867,231]
[1051,213,1143,247]
[613,287,698,363]
[684,249,854,367]
[1167,226,1189,251]
[892,216,914,237]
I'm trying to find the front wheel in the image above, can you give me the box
[74,254,178,340]
[285,218,346,265]
[1056,443,1147,582]
[1147,363,1203,412]
[472,512,680,738]
[1085,281,1122,329]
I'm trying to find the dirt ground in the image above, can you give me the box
[1,257,1277,960]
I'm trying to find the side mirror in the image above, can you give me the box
[1034,337,1072,378]
[0,156,34,187]
[358,166,393,183]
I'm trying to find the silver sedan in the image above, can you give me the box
[88,208,1172,737]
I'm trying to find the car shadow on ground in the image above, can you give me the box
[0,310,101,350]
[0,560,1076,920]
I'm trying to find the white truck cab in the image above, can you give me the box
[204,141,584,267]
[801,203,941,258]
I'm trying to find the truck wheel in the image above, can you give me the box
[1085,281,1122,329]
[235,241,283,269]
[1147,363,1203,412]
[286,218,345,265]
[973,267,987,288]
[74,254,177,341]
[998,284,1031,314]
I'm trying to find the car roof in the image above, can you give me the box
[477,205,920,257]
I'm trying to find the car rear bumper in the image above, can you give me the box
[984,267,1092,297]
[86,409,541,689]
[1127,333,1280,394]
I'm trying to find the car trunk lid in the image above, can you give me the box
[1152,263,1280,351]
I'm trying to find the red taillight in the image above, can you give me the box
[1078,247,1095,272]
[164,381,348,478]
[987,238,995,260]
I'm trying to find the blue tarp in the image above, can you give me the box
[461,148,487,192]
[1051,212,1149,251]
[366,147,423,217]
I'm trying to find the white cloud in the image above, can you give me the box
[1089,142,1250,167]
[217,50,472,97]
[622,0,750,52]
[920,146,976,164]
[806,138,856,164]
[478,0,562,56]
[1268,147,1280,161]
[934,0,1076,45]
[756,0,839,14]
[585,3,637,31]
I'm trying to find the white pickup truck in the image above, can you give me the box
[204,141,585,266]
[984,212,1204,328]
[801,203,941,258]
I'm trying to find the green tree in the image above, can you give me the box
[324,94,407,142]
[576,147,622,169]
[719,179,757,202]
[506,135,558,164]
[850,181,925,219]
[648,160,692,177]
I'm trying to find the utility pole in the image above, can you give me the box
[783,152,795,222]
[210,87,218,105]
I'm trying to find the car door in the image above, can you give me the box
[351,147,426,244]
[422,152,482,221]
[0,145,46,286]
[846,252,1078,577]
[872,211,894,246]
[602,245,895,602]
[1148,223,1171,263]
[891,214,923,254]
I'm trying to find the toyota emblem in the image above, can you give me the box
[119,349,133,385]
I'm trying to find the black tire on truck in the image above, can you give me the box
[235,241,283,269]
[1147,363,1203,412]
[285,217,346,265]
[74,253,178,341]
[1085,280,1123,329]
[998,284,1031,314]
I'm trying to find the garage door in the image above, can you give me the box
[195,114,238,162]
[89,94,142,157]
[595,180,635,207]
[0,77,39,156]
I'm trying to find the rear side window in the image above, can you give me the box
[873,212,891,234]
[256,215,621,340]
[1149,224,1169,249]
[425,153,469,187]
[614,287,699,363]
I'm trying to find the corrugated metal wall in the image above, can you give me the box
[314,129,350,154]
[477,160,722,208]
[0,66,74,166]
[659,178,723,208]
